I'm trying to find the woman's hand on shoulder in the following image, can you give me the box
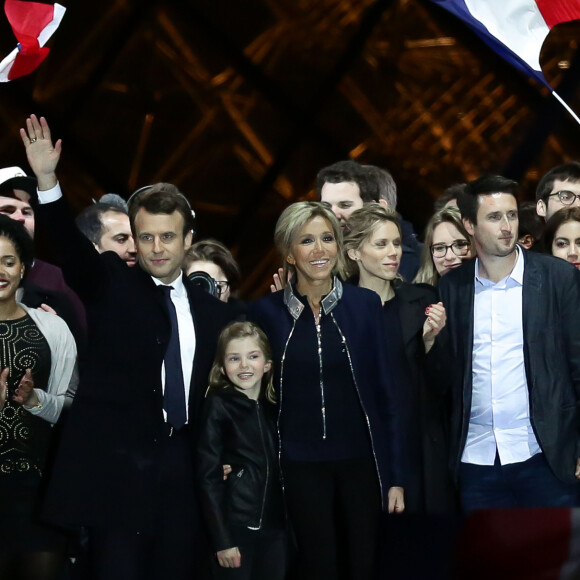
[217,546,241,568]
[422,302,446,353]
[388,486,405,514]
[270,267,292,293]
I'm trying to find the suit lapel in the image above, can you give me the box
[521,250,541,346]
[456,261,475,410]
[521,251,541,394]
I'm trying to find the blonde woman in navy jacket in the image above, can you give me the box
[248,202,407,580]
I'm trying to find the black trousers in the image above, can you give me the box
[211,526,287,580]
[282,457,381,580]
[88,427,203,580]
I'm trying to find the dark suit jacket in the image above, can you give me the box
[38,198,233,528]
[438,250,580,484]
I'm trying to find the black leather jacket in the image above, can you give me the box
[197,387,281,551]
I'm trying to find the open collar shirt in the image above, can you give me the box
[462,246,541,465]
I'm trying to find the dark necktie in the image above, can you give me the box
[159,285,187,429]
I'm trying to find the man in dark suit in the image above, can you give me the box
[21,115,233,579]
[316,160,421,280]
[438,175,580,514]
[75,199,137,266]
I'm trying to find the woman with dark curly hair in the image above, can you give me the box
[0,215,77,580]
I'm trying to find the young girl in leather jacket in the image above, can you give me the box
[197,321,287,579]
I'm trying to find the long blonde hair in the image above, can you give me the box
[208,321,276,403]
[413,206,474,286]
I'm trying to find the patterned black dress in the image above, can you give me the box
[0,314,63,551]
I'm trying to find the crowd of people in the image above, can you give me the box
[0,113,579,580]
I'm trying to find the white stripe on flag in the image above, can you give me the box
[38,4,66,48]
[465,0,550,71]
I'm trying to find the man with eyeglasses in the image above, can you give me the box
[536,162,580,221]
[438,175,580,514]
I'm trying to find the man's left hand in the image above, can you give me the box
[575,458,580,480]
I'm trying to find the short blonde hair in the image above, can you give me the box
[343,205,402,278]
[413,206,474,285]
[274,201,347,282]
[208,321,275,403]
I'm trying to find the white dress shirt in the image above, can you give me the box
[37,183,196,422]
[462,247,541,466]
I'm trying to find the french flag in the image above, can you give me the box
[0,0,66,82]
[430,1,580,119]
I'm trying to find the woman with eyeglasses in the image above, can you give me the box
[544,207,580,270]
[414,207,474,286]
[344,205,458,515]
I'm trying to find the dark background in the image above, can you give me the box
[1,0,579,298]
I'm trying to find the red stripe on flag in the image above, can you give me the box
[536,0,580,29]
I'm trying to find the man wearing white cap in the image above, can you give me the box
[0,166,86,344]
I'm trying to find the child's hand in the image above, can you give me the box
[223,464,232,480]
[217,546,241,568]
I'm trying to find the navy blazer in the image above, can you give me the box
[38,198,233,528]
[438,249,580,484]
[248,281,408,509]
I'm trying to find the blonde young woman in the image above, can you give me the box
[344,205,458,515]
[414,206,474,286]
[248,202,407,580]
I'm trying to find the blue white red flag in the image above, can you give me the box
[0,1,66,82]
[430,0,580,121]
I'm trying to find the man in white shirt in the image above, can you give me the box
[439,175,580,514]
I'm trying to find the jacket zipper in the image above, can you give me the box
[247,400,269,531]
[277,320,297,499]
[330,313,385,509]
[315,317,327,439]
